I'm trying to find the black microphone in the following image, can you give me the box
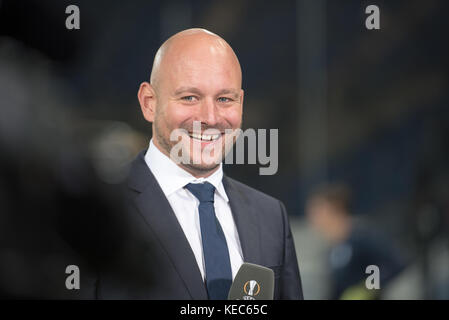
[228,263,275,300]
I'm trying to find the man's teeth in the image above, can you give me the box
[189,133,221,141]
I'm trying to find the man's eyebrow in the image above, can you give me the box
[216,89,240,98]
[173,87,240,97]
[173,87,202,96]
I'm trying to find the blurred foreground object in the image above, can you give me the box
[0,38,150,299]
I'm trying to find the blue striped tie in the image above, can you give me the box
[185,182,232,300]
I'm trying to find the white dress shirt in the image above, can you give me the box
[144,140,244,281]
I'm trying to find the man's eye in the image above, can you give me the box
[218,97,232,103]
[181,96,197,102]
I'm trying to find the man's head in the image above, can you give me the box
[306,183,353,243]
[138,28,244,177]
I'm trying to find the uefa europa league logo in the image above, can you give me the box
[243,280,260,300]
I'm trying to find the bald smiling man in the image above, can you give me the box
[95,29,303,300]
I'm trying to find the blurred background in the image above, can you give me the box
[0,0,448,299]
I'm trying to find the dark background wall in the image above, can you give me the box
[1,0,448,299]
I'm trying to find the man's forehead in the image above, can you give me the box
[165,38,236,68]
[162,51,242,90]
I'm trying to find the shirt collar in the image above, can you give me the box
[144,139,229,202]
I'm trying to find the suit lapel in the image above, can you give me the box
[222,176,262,265]
[128,151,208,299]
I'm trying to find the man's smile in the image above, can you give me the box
[187,131,226,148]
[188,132,222,141]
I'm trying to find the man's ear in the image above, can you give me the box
[240,89,244,109]
[138,82,157,123]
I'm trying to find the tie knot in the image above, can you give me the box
[185,182,216,203]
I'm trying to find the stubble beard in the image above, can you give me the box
[153,116,235,176]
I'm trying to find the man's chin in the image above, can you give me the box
[182,161,221,174]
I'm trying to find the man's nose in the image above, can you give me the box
[198,97,219,127]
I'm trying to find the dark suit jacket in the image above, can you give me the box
[95,150,303,300]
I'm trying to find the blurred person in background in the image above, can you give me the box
[306,183,407,299]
